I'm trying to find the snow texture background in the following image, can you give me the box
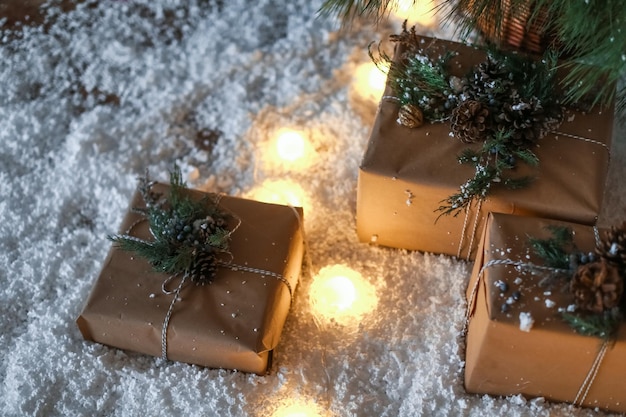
[1,0,625,416]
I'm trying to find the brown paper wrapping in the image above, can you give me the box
[465,212,626,413]
[356,36,613,260]
[76,184,304,374]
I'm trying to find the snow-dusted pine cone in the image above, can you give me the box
[189,251,219,284]
[450,100,490,143]
[570,259,624,313]
[496,99,547,148]
[397,103,424,128]
[596,223,626,269]
[463,58,511,105]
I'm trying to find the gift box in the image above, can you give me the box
[356,35,614,260]
[77,183,304,374]
[464,212,626,413]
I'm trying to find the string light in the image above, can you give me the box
[275,128,307,162]
[271,400,325,417]
[271,398,330,417]
[309,265,378,324]
[391,0,438,27]
[263,127,316,171]
[246,179,307,209]
[354,62,388,103]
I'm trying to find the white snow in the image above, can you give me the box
[1,0,626,416]
[519,312,535,332]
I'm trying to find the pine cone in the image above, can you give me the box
[397,103,424,128]
[570,259,624,313]
[189,251,219,284]
[463,58,511,105]
[450,100,490,143]
[596,223,626,269]
[496,98,551,148]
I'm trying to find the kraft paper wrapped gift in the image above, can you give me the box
[77,184,304,374]
[356,36,614,260]
[464,212,626,413]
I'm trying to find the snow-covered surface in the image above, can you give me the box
[1,1,625,416]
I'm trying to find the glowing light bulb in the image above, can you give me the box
[392,0,437,27]
[354,62,388,103]
[322,275,356,311]
[272,401,324,417]
[273,405,315,417]
[247,179,307,208]
[275,129,306,162]
[309,265,378,324]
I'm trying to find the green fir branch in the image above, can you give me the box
[457,148,480,164]
[436,163,495,217]
[513,148,539,167]
[528,225,574,270]
[562,309,622,340]
[502,176,534,189]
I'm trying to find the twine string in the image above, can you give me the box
[161,272,188,360]
[465,199,483,261]
[593,226,601,248]
[574,340,610,406]
[457,205,472,259]
[550,130,611,161]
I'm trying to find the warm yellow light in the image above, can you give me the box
[247,179,306,208]
[275,129,307,162]
[322,275,356,311]
[392,0,437,27]
[271,401,324,417]
[309,265,378,324]
[272,404,321,417]
[354,62,388,103]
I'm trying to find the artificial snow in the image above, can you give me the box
[519,312,535,333]
[1,0,626,416]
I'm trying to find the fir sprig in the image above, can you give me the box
[436,130,539,217]
[562,309,622,340]
[109,167,232,284]
[528,225,575,270]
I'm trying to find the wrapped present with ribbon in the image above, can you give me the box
[356,31,614,260]
[76,170,304,374]
[464,212,626,412]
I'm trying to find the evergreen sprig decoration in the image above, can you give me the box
[562,309,622,340]
[529,226,626,340]
[372,24,562,216]
[528,225,575,270]
[109,168,233,285]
